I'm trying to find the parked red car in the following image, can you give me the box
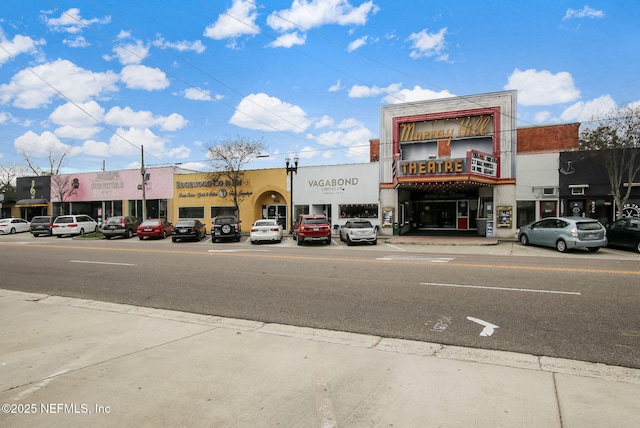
[137,218,173,240]
[292,214,332,245]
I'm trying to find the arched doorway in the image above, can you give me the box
[255,191,287,230]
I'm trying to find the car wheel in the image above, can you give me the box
[139,236,144,240]
[10,228,16,234]
[325,238,331,245]
[588,247,600,253]
[104,235,111,240]
[172,238,177,242]
[346,236,353,246]
[636,240,640,254]
[127,229,133,238]
[212,237,217,243]
[519,234,529,246]
[556,239,567,252]
[297,238,303,245]
[162,231,167,239]
[236,235,241,242]
[372,239,377,245]
[80,228,85,235]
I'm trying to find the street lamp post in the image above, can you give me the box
[285,156,299,232]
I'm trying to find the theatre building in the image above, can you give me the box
[378,91,518,238]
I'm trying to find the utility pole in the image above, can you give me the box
[141,145,147,221]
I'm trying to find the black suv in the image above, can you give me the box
[103,216,140,239]
[212,216,241,242]
[172,219,206,242]
[30,216,57,236]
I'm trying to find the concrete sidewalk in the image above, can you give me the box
[1,289,639,428]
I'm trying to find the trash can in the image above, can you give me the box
[393,222,399,236]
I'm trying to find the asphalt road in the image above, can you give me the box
[1,231,639,369]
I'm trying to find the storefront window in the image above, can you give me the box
[211,206,236,218]
[179,206,205,219]
[339,204,378,219]
[517,201,535,227]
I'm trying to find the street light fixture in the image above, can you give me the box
[285,156,299,232]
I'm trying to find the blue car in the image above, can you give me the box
[518,216,607,253]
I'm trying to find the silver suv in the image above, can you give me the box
[518,216,607,252]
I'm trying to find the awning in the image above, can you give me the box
[16,198,49,206]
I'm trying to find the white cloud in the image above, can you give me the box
[348,83,402,98]
[563,6,605,20]
[267,32,307,48]
[112,40,149,65]
[120,65,169,90]
[80,139,110,157]
[63,36,89,48]
[534,111,552,123]
[0,32,45,65]
[267,0,379,33]
[0,59,119,109]
[348,35,368,52]
[505,68,580,106]
[348,83,453,104]
[153,37,206,54]
[328,80,343,92]
[50,101,105,128]
[45,8,111,34]
[407,28,448,60]
[108,127,166,157]
[315,115,334,128]
[229,93,312,132]
[14,130,74,158]
[184,87,214,101]
[165,145,191,159]
[203,0,260,40]
[104,106,187,131]
[559,95,617,122]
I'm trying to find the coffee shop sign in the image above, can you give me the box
[308,177,359,193]
[176,179,242,189]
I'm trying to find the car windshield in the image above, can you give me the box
[31,218,50,223]
[302,218,328,225]
[106,217,123,224]
[140,219,160,226]
[55,217,74,223]
[255,221,275,227]
[350,221,373,228]
[576,221,602,231]
[175,221,194,227]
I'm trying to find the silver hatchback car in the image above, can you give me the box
[518,216,607,253]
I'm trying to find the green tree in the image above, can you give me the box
[207,136,267,219]
[579,106,640,219]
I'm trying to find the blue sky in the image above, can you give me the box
[1,1,639,175]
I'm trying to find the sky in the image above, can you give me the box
[1,1,640,176]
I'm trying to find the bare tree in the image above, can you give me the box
[579,105,640,219]
[207,136,267,218]
[22,147,71,176]
[50,175,77,215]
[0,164,21,201]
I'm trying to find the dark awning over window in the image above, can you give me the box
[16,198,49,206]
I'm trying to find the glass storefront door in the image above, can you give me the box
[415,201,457,229]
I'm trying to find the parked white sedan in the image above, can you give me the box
[0,218,30,234]
[250,219,283,244]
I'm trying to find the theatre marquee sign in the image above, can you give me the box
[398,150,498,178]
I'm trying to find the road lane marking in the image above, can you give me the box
[70,260,136,266]
[377,256,454,262]
[467,317,500,337]
[420,282,581,295]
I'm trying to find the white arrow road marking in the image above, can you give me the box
[467,316,500,337]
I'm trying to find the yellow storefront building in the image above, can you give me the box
[173,168,289,233]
